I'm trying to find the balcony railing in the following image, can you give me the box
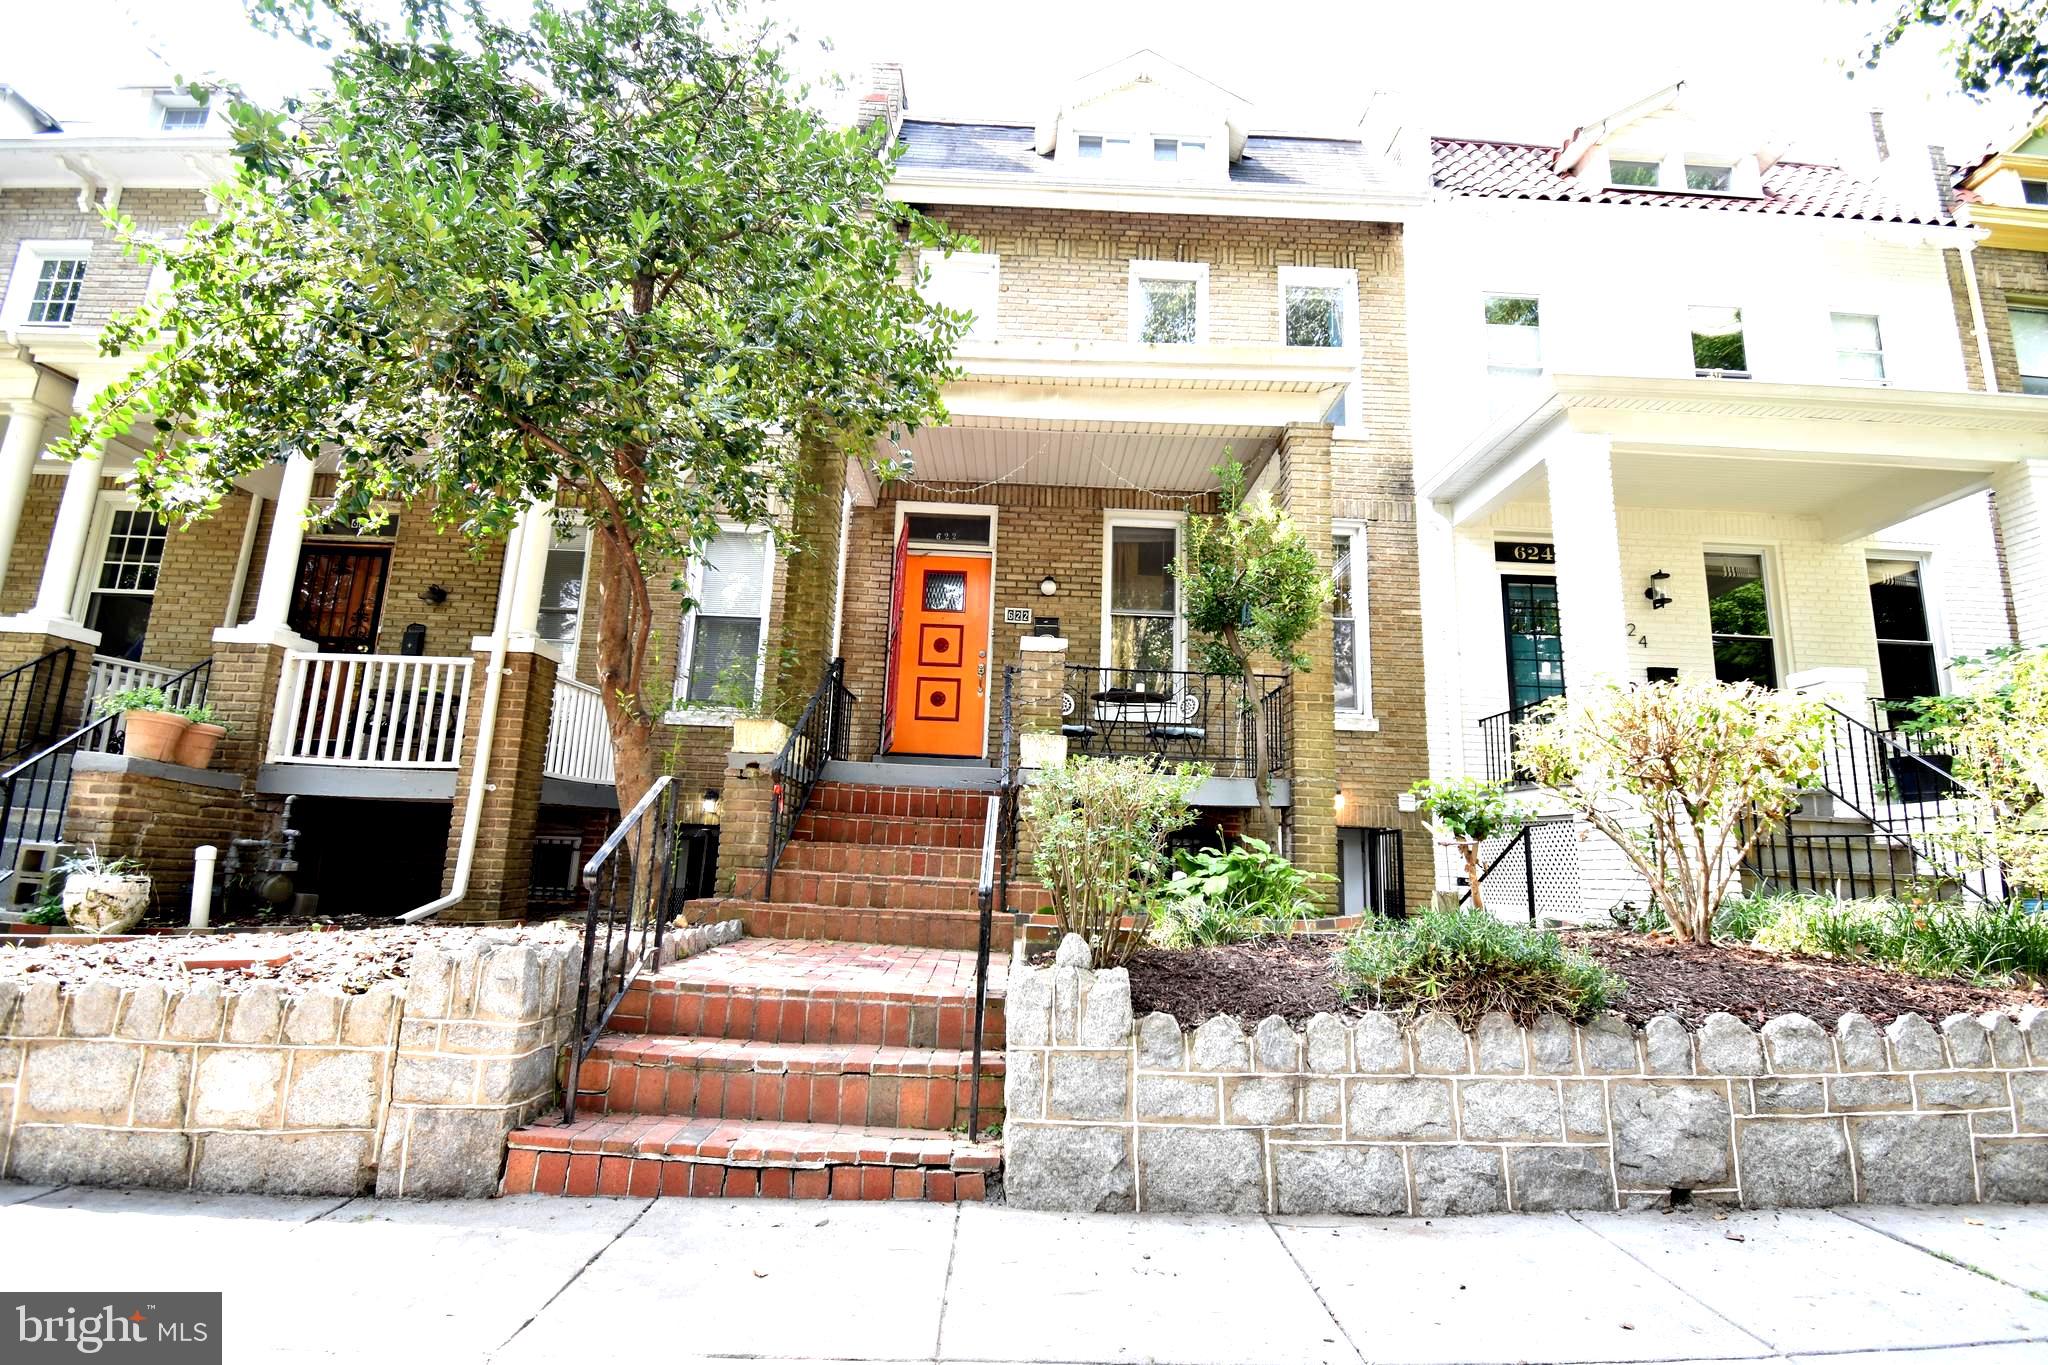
[81,655,210,754]
[269,653,473,768]
[544,676,616,786]
[1477,702,1547,786]
[1059,665,1289,778]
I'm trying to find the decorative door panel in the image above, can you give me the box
[888,554,991,757]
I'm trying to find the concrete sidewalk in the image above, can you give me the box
[2,1181,2045,1364]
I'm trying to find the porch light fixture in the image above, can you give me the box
[1039,574,1058,596]
[701,788,719,818]
[1333,790,1346,813]
[1643,570,1672,611]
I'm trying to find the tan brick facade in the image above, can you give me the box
[441,646,556,921]
[1966,245,2048,395]
[62,762,271,912]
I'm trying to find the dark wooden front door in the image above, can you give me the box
[289,546,391,653]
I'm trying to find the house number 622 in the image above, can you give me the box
[1625,622,1649,649]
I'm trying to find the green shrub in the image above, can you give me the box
[1616,892,1784,942]
[1026,756,1205,966]
[1751,896,2048,986]
[1148,837,1334,948]
[1337,908,1625,1026]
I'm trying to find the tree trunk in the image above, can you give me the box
[591,516,661,824]
[1460,841,1487,914]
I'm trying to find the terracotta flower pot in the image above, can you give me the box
[173,722,227,770]
[62,873,151,934]
[123,708,191,762]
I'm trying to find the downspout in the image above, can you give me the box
[1958,239,2000,393]
[398,510,532,922]
[221,491,265,628]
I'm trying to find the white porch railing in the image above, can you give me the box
[269,653,474,768]
[545,676,615,786]
[84,656,196,722]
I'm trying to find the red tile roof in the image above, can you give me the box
[1432,137,1954,226]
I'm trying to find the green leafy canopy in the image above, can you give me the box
[59,0,972,804]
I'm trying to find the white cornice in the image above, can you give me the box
[888,171,1419,222]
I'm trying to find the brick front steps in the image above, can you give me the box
[504,938,1005,1202]
[501,1115,1000,1201]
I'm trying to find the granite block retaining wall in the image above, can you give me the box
[1003,939,2048,1215]
[0,934,582,1198]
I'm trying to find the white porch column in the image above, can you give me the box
[1543,433,1631,690]
[214,450,317,649]
[24,447,105,629]
[1993,458,2048,646]
[0,405,52,599]
[504,498,556,641]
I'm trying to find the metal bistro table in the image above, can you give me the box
[1086,684,1208,764]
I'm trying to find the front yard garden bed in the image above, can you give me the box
[1122,928,2047,1030]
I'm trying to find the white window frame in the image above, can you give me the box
[155,98,210,132]
[1689,303,1750,379]
[535,508,594,673]
[666,524,776,726]
[1076,132,1133,162]
[2,239,93,329]
[1482,291,1543,380]
[1332,520,1376,730]
[1830,310,1887,384]
[74,490,168,647]
[1128,260,1209,345]
[1607,154,1663,189]
[1682,160,1736,192]
[1279,265,1361,431]
[919,249,1000,343]
[1703,544,1786,688]
[1863,547,1951,699]
[2012,304,2048,395]
[2019,178,2048,206]
[1100,510,1187,678]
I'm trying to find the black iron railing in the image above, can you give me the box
[1738,815,1921,901]
[1477,702,1546,786]
[565,776,713,1126]
[1809,702,2004,902]
[0,658,209,903]
[1356,827,1407,916]
[1259,678,1292,776]
[1457,825,1540,923]
[1059,664,1287,777]
[764,658,854,900]
[0,647,75,766]
[966,666,1019,1143]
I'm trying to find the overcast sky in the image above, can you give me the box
[8,0,2035,161]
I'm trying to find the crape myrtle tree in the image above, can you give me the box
[60,0,969,819]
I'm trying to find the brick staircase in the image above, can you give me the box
[502,780,1012,1202]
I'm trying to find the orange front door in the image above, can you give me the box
[888,553,991,757]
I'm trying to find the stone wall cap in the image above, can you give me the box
[71,752,246,791]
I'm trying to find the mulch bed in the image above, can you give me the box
[0,922,580,996]
[1121,931,2047,1029]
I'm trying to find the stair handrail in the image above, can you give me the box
[763,657,852,901]
[0,646,75,766]
[967,665,1018,1143]
[0,657,210,892]
[566,774,708,1126]
[1815,702,2006,903]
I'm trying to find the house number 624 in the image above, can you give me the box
[1625,622,1649,649]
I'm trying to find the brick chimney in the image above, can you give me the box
[857,61,906,141]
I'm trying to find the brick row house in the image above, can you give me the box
[1409,84,2048,914]
[3,62,2047,936]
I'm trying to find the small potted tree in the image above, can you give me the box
[171,702,230,770]
[57,848,152,934]
[1407,776,1531,916]
[95,685,189,762]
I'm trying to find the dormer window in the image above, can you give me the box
[2024,179,2048,206]
[160,104,209,131]
[1685,162,1733,192]
[1610,159,1660,187]
[1077,134,1131,160]
[1152,137,1204,162]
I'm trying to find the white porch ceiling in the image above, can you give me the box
[886,415,1277,492]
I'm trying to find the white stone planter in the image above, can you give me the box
[1020,731,1067,770]
[61,873,151,934]
[730,716,790,755]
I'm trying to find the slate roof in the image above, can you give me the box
[1431,137,1955,226]
[896,119,1390,194]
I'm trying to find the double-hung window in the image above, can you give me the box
[1832,312,1886,382]
[919,250,999,342]
[1867,557,1941,705]
[1280,266,1358,424]
[1483,294,1543,403]
[535,513,591,669]
[81,502,168,661]
[1106,522,1180,690]
[1705,551,1778,689]
[678,529,773,710]
[1332,524,1371,722]
[5,242,92,328]
[1690,305,1749,378]
[1129,261,1207,344]
[2013,306,2048,395]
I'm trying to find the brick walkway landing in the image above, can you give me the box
[503,939,1006,1202]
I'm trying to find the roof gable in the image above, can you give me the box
[1033,49,1251,159]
